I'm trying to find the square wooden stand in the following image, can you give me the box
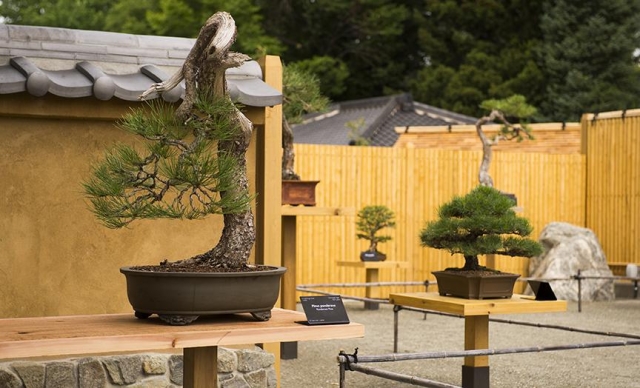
[389,292,567,388]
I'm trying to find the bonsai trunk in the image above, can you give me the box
[282,117,299,180]
[463,255,481,271]
[141,12,255,270]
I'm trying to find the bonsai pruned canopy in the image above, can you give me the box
[420,186,542,259]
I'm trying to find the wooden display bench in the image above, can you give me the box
[389,292,566,388]
[338,261,411,310]
[0,309,364,388]
[280,205,354,360]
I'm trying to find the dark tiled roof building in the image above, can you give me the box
[292,93,476,146]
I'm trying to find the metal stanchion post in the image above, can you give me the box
[393,306,400,353]
[576,270,582,312]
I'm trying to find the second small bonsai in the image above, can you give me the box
[420,186,542,299]
[356,205,396,261]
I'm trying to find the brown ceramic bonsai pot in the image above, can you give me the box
[433,270,520,299]
[120,266,287,325]
[282,180,319,206]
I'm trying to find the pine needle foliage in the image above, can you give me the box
[84,93,252,229]
[420,186,542,270]
[356,205,396,252]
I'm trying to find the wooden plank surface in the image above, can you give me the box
[389,292,567,316]
[0,309,364,360]
[336,261,411,269]
[281,206,355,216]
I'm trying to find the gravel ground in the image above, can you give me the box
[281,298,640,388]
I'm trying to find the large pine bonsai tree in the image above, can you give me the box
[84,12,259,271]
[420,186,542,272]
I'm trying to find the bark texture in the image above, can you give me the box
[140,12,254,269]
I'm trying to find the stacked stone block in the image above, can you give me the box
[0,347,276,388]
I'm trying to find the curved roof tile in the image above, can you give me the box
[0,24,281,106]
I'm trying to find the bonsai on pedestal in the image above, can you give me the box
[281,65,328,205]
[356,205,396,262]
[83,12,285,325]
[420,186,542,299]
[475,94,536,202]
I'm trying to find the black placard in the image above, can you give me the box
[298,295,350,325]
[529,280,557,301]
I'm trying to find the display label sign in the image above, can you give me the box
[299,295,350,325]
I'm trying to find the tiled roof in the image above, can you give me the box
[0,24,282,106]
[292,93,476,146]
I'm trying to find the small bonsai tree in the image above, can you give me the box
[83,12,260,271]
[476,94,536,187]
[420,186,542,272]
[356,205,396,255]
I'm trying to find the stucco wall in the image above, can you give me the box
[0,95,262,318]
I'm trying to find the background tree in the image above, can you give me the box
[409,0,546,117]
[537,0,640,121]
[257,0,424,100]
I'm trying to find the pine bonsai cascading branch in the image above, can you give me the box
[419,186,542,272]
[356,205,396,253]
[281,65,328,180]
[476,95,537,187]
[84,12,257,270]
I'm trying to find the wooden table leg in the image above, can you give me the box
[183,346,217,388]
[281,215,298,359]
[462,315,489,388]
[364,268,380,310]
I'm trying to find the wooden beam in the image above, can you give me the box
[183,346,217,388]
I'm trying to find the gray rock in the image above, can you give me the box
[266,368,277,388]
[168,355,183,385]
[529,222,614,301]
[236,348,274,372]
[102,355,141,385]
[0,367,22,388]
[142,355,167,375]
[45,362,77,388]
[218,348,237,373]
[12,361,45,388]
[78,358,107,388]
[244,369,267,388]
[129,377,174,388]
[221,374,250,388]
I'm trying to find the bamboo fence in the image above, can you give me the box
[582,110,640,269]
[291,144,586,298]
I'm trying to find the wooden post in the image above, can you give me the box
[257,55,283,386]
[183,346,217,388]
[364,267,380,310]
[281,215,298,312]
[462,315,490,387]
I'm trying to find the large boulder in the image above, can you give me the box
[528,222,614,301]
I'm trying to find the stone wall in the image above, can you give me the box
[0,347,276,388]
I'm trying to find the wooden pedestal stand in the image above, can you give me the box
[389,292,566,388]
[280,205,354,359]
[337,261,411,310]
[0,309,364,388]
